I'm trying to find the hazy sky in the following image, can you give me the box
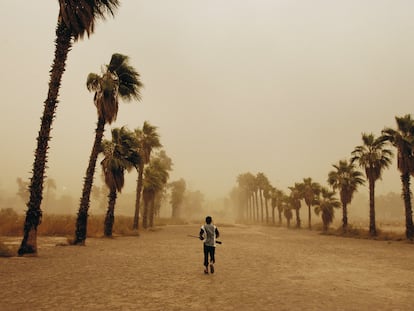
[1,1,414,201]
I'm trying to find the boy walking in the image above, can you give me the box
[199,216,220,274]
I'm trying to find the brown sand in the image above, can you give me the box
[1,224,413,310]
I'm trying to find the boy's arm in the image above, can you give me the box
[215,227,220,239]
[199,227,205,240]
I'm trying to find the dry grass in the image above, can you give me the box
[0,209,151,238]
[0,209,189,238]
[326,224,407,241]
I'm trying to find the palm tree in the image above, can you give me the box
[237,172,256,222]
[142,151,171,228]
[283,196,293,228]
[263,183,272,224]
[256,173,269,223]
[74,53,142,245]
[18,0,120,256]
[298,178,321,230]
[101,127,136,237]
[351,133,393,236]
[382,115,414,240]
[314,187,341,232]
[132,122,162,230]
[169,179,186,219]
[273,188,285,225]
[252,178,260,222]
[328,159,365,232]
[288,184,302,228]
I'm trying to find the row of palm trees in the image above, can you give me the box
[235,115,414,240]
[98,127,171,237]
[17,1,154,256]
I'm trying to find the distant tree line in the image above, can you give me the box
[234,115,414,240]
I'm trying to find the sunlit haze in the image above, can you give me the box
[1,1,414,210]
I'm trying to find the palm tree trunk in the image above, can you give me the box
[142,189,151,229]
[104,189,117,237]
[265,197,269,224]
[74,116,105,245]
[368,177,377,236]
[245,195,249,221]
[278,209,282,225]
[133,162,144,230]
[249,195,254,221]
[323,217,328,232]
[149,191,155,228]
[18,22,72,256]
[295,208,301,228]
[307,204,312,230]
[342,202,348,232]
[259,189,264,223]
[401,173,414,240]
[254,191,259,222]
[271,207,275,225]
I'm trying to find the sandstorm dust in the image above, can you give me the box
[1,224,413,310]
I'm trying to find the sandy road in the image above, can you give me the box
[1,224,414,311]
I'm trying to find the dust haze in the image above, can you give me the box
[1,2,414,223]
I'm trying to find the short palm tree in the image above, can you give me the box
[328,159,365,232]
[314,187,341,232]
[101,127,136,237]
[74,54,142,244]
[142,151,171,228]
[351,133,393,236]
[132,122,162,230]
[382,115,414,240]
[18,0,120,256]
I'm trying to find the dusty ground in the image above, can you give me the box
[1,224,414,311]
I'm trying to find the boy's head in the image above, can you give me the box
[205,216,212,224]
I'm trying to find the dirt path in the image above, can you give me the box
[1,224,414,310]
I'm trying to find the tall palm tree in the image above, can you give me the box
[273,188,285,225]
[314,187,341,232]
[328,159,365,232]
[101,127,136,237]
[298,178,321,230]
[288,184,302,228]
[237,172,256,222]
[169,179,186,219]
[256,173,269,223]
[263,183,272,224]
[252,178,260,222]
[18,0,120,256]
[382,115,414,240]
[132,122,162,230]
[74,54,143,245]
[283,196,293,228]
[351,133,393,236]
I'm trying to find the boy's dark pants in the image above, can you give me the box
[203,244,216,267]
